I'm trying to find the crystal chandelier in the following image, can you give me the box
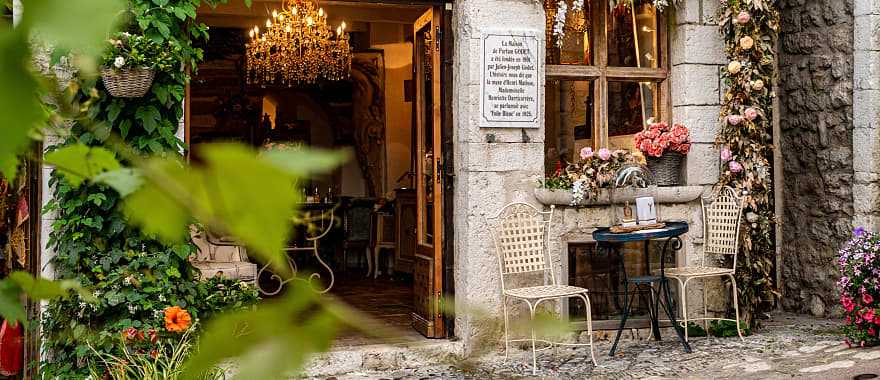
[245,0,351,86]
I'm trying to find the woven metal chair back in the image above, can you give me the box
[486,203,556,291]
[701,186,744,268]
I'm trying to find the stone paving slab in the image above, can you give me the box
[307,314,880,379]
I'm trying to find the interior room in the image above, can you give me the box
[192,0,435,341]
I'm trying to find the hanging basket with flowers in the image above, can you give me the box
[633,121,690,186]
[100,32,178,98]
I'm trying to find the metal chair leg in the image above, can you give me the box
[578,293,598,366]
[702,280,709,333]
[527,301,538,375]
[681,278,691,342]
[730,274,745,341]
[502,298,510,358]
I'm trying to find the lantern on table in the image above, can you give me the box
[609,163,661,231]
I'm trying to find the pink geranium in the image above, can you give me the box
[737,11,751,24]
[633,121,690,158]
[720,147,733,162]
[580,147,594,160]
[729,160,743,173]
[864,292,875,305]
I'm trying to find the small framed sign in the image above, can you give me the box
[479,29,541,129]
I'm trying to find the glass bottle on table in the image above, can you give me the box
[313,186,320,203]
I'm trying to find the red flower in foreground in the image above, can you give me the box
[864,292,875,305]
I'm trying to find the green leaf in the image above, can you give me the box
[44,144,121,187]
[123,160,191,243]
[135,105,161,133]
[244,0,253,7]
[22,0,125,59]
[8,272,94,303]
[181,284,339,380]
[0,29,42,179]
[262,147,349,177]
[0,281,25,325]
[93,168,144,197]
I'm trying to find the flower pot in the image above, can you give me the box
[100,67,155,98]
[646,152,684,186]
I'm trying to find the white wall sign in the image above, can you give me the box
[480,30,541,128]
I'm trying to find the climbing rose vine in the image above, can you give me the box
[715,0,780,323]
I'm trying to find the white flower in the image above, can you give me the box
[128,304,137,314]
[121,32,131,37]
[113,56,125,68]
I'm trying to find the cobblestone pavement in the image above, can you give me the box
[318,314,880,379]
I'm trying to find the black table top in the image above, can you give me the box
[592,221,689,243]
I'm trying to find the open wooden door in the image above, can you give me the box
[412,7,445,338]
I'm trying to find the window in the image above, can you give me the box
[544,0,668,172]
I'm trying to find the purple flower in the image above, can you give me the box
[728,160,743,173]
[856,226,867,238]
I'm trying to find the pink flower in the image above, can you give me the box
[737,11,751,24]
[727,115,744,126]
[673,143,691,155]
[865,308,876,322]
[871,327,877,336]
[729,160,743,173]
[580,147,594,160]
[744,107,759,121]
[864,292,875,305]
[598,148,612,161]
[720,147,733,162]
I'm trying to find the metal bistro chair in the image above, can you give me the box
[486,203,597,375]
[665,186,746,342]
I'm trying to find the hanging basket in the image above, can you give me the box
[646,152,684,186]
[100,67,155,98]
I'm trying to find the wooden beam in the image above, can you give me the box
[605,67,668,81]
[545,65,602,79]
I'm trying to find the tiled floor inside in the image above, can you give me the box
[330,275,426,346]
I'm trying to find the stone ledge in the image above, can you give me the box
[534,186,705,207]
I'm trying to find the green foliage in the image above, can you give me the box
[45,144,122,187]
[709,320,751,338]
[715,0,780,324]
[102,32,182,72]
[0,271,93,327]
[0,29,42,179]
[685,322,707,337]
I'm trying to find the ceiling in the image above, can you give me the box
[197,0,430,30]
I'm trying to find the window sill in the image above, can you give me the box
[534,186,704,207]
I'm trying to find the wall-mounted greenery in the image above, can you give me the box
[40,0,260,377]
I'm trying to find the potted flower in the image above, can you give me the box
[633,121,690,186]
[536,148,639,206]
[838,227,880,348]
[100,32,179,97]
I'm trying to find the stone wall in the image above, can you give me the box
[778,0,854,316]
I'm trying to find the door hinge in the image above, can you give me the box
[436,291,443,319]
[436,26,441,51]
[436,157,442,184]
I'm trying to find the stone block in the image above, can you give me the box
[854,89,880,129]
[462,142,545,172]
[673,105,721,143]
[671,64,721,106]
[671,25,725,66]
[853,123,880,174]
[685,143,719,185]
[856,0,880,17]
[854,182,880,215]
[701,0,721,25]
[455,0,545,39]
[673,0,701,25]
[855,14,880,51]
[458,84,547,144]
[856,50,880,91]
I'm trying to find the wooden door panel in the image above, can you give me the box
[412,254,436,336]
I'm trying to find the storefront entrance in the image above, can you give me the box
[190,0,452,341]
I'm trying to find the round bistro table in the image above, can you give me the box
[592,221,693,356]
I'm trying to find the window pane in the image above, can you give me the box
[607,80,659,151]
[545,79,594,173]
[545,0,593,65]
[607,2,658,68]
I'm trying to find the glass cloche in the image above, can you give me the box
[609,163,660,228]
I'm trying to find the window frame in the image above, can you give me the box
[545,0,671,150]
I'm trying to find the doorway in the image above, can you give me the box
[190,0,452,341]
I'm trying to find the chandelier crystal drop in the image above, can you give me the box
[245,0,351,86]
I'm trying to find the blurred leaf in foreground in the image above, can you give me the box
[44,143,121,187]
[22,0,125,63]
[0,29,42,179]
[181,282,341,380]
[0,272,93,326]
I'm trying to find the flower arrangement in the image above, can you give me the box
[715,0,780,323]
[101,32,179,73]
[838,227,880,347]
[539,148,639,205]
[633,121,691,158]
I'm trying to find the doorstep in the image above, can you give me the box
[303,339,465,378]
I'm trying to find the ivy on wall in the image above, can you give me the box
[40,0,259,377]
[715,0,780,322]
